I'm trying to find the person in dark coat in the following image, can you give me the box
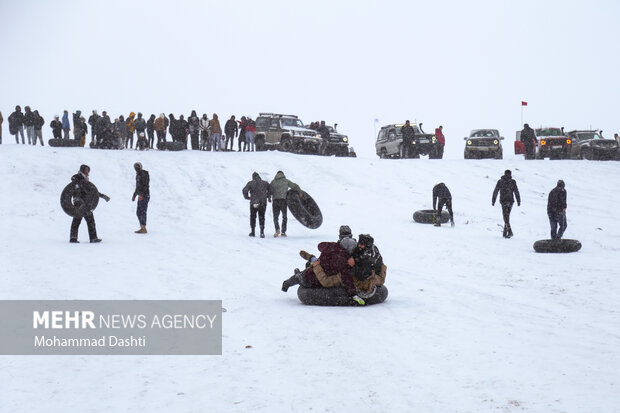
[33,110,45,146]
[351,234,383,284]
[188,110,200,150]
[69,164,110,243]
[72,110,82,139]
[238,116,247,151]
[146,114,156,149]
[8,105,25,144]
[168,114,178,142]
[492,169,521,238]
[432,182,454,226]
[520,123,537,159]
[177,115,189,148]
[50,116,63,139]
[77,117,88,147]
[242,172,272,238]
[88,110,100,144]
[24,106,36,144]
[281,241,364,305]
[401,120,415,158]
[134,113,146,146]
[317,120,330,155]
[224,115,238,151]
[547,180,567,239]
[132,162,150,234]
[269,171,301,237]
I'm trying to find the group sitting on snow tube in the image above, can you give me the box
[281,226,388,306]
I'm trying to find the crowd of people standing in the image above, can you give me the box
[1,106,259,152]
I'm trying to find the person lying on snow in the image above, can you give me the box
[281,231,386,305]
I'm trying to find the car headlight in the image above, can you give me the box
[493,139,499,145]
[343,137,348,142]
[467,140,472,145]
[566,139,571,144]
[291,130,296,136]
[540,140,546,146]
[432,136,437,143]
[412,141,417,145]
[315,134,320,139]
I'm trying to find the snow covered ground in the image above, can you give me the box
[1,144,619,412]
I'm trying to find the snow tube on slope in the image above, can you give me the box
[297,285,388,306]
[533,239,582,253]
[413,209,449,224]
[286,190,323,229]
[49,139,81,147]
[60,181,100,218]
[157,141,185,151]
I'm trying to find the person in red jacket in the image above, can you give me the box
[435,125,445,159]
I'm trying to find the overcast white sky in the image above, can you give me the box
[1,0,619,157]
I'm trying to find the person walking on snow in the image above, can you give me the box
[69,164,110,243]
[547,180,567,240]
[432,182,454,227]
[132,162,150,234]
[242,172,272,238]
[492,169,521,238]
[270,171,301,237]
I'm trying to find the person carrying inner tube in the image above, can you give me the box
[432,182,454,227]
[69,164,110,243]
[547,180,567,239]
[269,170,301,238]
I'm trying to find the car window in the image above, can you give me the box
[577,132,602,140]
[281,118,304,128]
[270,119,279,128]
[256,118,269,128]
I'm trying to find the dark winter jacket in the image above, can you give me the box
[70,172,109,204]
[95,116,111,136]
[8,110,24,134]
[188,115,200,134]
[547,186,567,214]
[351,241,383,282]
[432,183,452,209]
[317,125,330,140]
[520,126,537,144]
[242,174,272,206]
[270,171,300,200]
[24,109,36,127]
[50,119,63,137]
[492,174,521,205]
[401,124,415,142]
[88,114,100,130]
[76,119,88,137]
[147,116,155,133]
[33,113,45,130]
[114,119,127,139]
[238,120,247,140]
[133,169,150,198]
[225,119,238,137]
[134,115,146,132]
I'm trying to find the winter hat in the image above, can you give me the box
[76,110,81,116]
[79,164,90,174]
[358,234,374,248]
[504,169,512,177]
[339,225,352,239]
[134,162,142,171]
[557,179,565,188]
[139,132,145,137]
[252,172,259,179]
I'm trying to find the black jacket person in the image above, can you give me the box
[432,183,454,226]
[69,165,110,243]
[242,172,272,238]
[132,162,150,234]
[547,180,567,239]
[492,169,520,238]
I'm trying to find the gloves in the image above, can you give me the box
[132,195,136,202]
[517,202,521,206]
[101,194,110,202]
[492,202,495,206]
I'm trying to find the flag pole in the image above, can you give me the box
[521,104,523,127]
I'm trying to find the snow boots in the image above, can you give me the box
[135,225,147,234]
[281,268,304,292]
[274,231,280,237]
[503,224,513,238]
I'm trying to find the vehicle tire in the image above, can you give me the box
[398,144,405,159]
[280,138,293,152]
[255,136,266,151]
[297,285,388,306]
[380,148,388,159]
[533,239,582,253]
[286,190,323,229]
[412,209,450,224]
[464,151,471,160]
[48,139,81,148]
[60,181,100,218]
[495,150,503,159]
[160,141,185,151]
[348,151,357,158]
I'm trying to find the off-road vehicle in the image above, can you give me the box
[566,130,620,160]
[463,129,503,159]
[535,127,571,159]
[306,123,351,157]
[254,113,322,153]
[375,122,440,159]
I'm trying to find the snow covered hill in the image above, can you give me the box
[1,145,619,412]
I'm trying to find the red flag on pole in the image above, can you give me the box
[521,101,528,106]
